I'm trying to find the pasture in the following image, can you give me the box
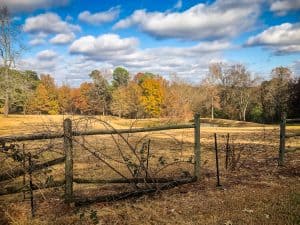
[0,115,299,225]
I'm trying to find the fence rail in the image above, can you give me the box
[0,177,194,196]
[286,118,300,123]
[0,123,195,143]
[0,115,201,204]
[0,156,65,182]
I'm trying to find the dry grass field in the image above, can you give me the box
[0,115,299,225]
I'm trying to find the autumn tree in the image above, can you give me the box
[134,72,155,84]
[227,64,256,121]
[71,82,93,114]
[28,84,51,114]
[260,67,292,122]
[163,77,194,120]
[201,64,222,119]
[28,74,59,114]
[271,66,292,118]
[139,75,165,118]
[58,84,72,114]
[207,63,236,119]
[208,63,256,121]
[111,86,130,117]
[111,81,144,118]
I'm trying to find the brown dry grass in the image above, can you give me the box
[0,115,299,225]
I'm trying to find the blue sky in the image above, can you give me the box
[2,0,300,85]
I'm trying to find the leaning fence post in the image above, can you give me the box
[279,113,286,166]
[64,118,73,203]
[194,114,201,180]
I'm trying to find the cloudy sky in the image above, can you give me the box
[1,0,300,85]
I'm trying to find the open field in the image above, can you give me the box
[0,115,299,225]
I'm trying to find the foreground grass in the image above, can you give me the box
[0,115,299,225]
[1,178,299,225]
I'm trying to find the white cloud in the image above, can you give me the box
[68,33,230,82]
[113,0,261,40]
[174,0,182,9]
[23,12,80,35]
[0,0,69,13]
[50,32,75,44]
[18,34,230,85]
[246,23,300,54]
[78,6,120,25]
[270,0,300,15]
[291,60,300,76]
[29,38,45,46]
[37,49,57,60]
[65,15,73,21]
[69,34,139,59]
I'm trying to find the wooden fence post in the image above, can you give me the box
[194,114,201,180]
[225,133,230,170]
[214,133,221,187]
[64,118,73,203]
[22,144,26,200]
[28,153,35,217]
[279,113,286,166]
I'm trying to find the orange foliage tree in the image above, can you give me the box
[57,84,72,114]
[71,82,93,114]
[28,74,59,114]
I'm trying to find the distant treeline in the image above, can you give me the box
[0,64,299,122]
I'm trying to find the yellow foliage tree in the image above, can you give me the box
[139,77,165,117]
[111,81,143,118]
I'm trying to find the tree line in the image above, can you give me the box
[0,64,299,123]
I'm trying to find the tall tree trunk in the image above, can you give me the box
[211,96,214,120]
[4,91,9,116]
[3,67,9,116]
[243,108,246,121]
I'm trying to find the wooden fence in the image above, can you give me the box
[279,114,300,166]
[0,114,201,205]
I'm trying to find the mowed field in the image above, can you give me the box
[0,115,299,225]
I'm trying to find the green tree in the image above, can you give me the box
[288,77,300,118]
[0,6,23,116]
[112,67,130,88]
[0,68,39,114]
